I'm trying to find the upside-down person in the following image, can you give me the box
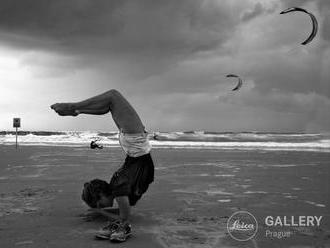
[51,89,154,242]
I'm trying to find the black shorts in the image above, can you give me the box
[109,153,154,206]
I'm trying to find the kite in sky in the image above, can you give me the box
[280,7,318,45]
[226,74,243,91]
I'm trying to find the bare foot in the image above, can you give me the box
[50,103,79,116]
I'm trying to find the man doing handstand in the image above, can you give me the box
[51,89,154,242]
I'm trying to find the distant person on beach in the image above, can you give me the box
[50,89,154,242]
[90,140,103,149]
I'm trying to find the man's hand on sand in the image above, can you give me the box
[50,103,79,116]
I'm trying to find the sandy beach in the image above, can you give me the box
[0,145,329,248]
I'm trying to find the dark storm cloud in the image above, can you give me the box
[0,0,243,81]
[0,0,124,45]
[0,0,236,57]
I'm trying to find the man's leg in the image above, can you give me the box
[107,196,132,242]
[51,89,145,133]
[94,196,131,241]
[115,196,130,223]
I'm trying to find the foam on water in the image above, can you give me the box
[1,130,330,152]
[244,191,268,194]
[205,190,233,196]
[217,199,232,203]
[215,174,235,177]
[269,164,297,167]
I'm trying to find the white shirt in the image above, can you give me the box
[118,131,151,157]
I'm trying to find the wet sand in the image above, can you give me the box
[0,145,329,247]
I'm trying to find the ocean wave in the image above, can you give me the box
[0,130,329,152]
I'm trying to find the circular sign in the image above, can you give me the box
[227,211,258,241]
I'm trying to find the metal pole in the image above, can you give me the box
[16,127,18,149]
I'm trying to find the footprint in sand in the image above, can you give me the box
[304,200,326,208]
[0,187,57,217]
[152,214,228,248]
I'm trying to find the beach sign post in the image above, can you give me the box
[13,118,21,149]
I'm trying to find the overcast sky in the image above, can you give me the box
[0,0,329,132]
